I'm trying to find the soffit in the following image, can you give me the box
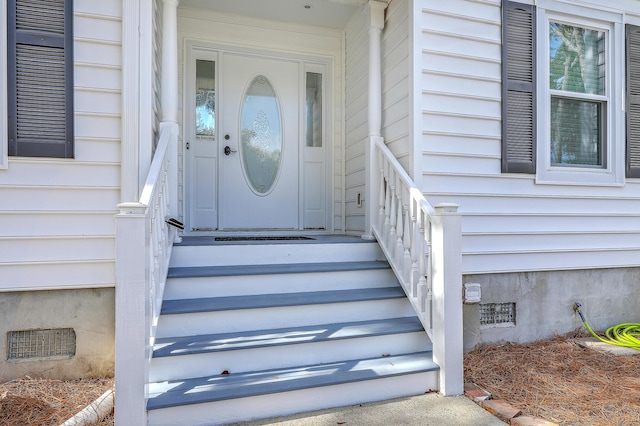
[178,0,370,29]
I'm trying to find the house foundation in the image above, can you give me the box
[0,288,114,382]
[463,268,640,351]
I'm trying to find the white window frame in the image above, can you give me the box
[0,4,8,170]
[536,1,624,186]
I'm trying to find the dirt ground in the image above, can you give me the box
[0,377,113,426]
[2,333,639,426]
[465,331,640,426]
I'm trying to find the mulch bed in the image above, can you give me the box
[3,334,639,426]
[0,377,113,426]
[464,331,640,425]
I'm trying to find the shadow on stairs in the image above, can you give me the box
[147,235,439,426]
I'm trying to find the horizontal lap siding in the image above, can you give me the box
[382,0,411,173]
[345,8,368,234]
[421,0,640,274]
[0,0,122,291]
[344,0,411,235]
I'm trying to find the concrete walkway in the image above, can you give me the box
[231,393,506,426]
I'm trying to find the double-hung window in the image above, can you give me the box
[503,0,629,185]
[4,0,74,161]
[548,21,606,168]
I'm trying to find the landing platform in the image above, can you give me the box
[177,234,371,246]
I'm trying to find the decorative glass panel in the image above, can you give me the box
[196,60,215,137]
[306,72,323,147]
[240,75,282,194]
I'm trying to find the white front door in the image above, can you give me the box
[186,47,328,232]
[219,53,299,229]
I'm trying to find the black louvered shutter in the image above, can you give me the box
[502,1,536,173]
[7,0,74,158]
[627,25,640,178]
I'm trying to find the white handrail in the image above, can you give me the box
[371,136,436,336]
[114,122,178,425]
[142,122,178,341]
[370,135,463,396]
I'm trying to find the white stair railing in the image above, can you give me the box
[370,136,463,396]
[114,122,179,425]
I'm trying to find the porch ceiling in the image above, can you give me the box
[178,0,371,29]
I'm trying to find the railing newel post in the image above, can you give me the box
[431,203,463,396]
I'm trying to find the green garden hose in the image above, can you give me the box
[573,302,640,351]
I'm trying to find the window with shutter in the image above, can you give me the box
[503,0,626,186]
[7,0,73,158]
[502,1,536,174]
[626,25,640,178]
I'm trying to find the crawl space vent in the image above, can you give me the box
[7,328,76,360]
[479,303,516,327]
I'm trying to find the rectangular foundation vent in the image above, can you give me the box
[479,302,516,327]
[7,328,76,361]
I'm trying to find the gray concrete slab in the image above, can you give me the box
[574,337,640,356]
[231,393,506,425]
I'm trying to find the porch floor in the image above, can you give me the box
[176,233,371,246]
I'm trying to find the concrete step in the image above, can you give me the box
[147,352,438,426]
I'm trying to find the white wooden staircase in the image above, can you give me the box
[146,235,439,425]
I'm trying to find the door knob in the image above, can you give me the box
[224,146,237,156]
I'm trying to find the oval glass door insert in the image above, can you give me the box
[240,75,282,194]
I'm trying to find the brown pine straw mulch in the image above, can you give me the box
[465,331,640,426]
[0,377,113,426]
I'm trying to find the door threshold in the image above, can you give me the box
[185,229,332,237]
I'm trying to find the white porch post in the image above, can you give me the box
[364,0,388,240]
[431,203,464,396]
[114,203,148,425]
[162,0,180,219]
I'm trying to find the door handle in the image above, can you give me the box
[224,146,237,156]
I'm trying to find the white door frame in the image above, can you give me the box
[183,41,334,234]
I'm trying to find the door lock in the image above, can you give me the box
[224,146,237,156]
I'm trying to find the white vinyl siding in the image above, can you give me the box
[0,0,122,291]
[382,0,412,174]
[343,0,411,235]
[152,0,163,149]
[177,6,344,233]
[420,0,640,275]
[344,7,369,235]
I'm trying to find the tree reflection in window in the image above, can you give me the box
[196,89,215,137]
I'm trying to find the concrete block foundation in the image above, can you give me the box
[0,288,115,382]
[463,268,640,351]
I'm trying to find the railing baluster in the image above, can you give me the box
[387,171,397,258]
[383,161,391,237]
[425,217,433,331]
[402,203,412,283]
[410,198,419,298]
[378,168,386,232]
[418,209,428,318]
